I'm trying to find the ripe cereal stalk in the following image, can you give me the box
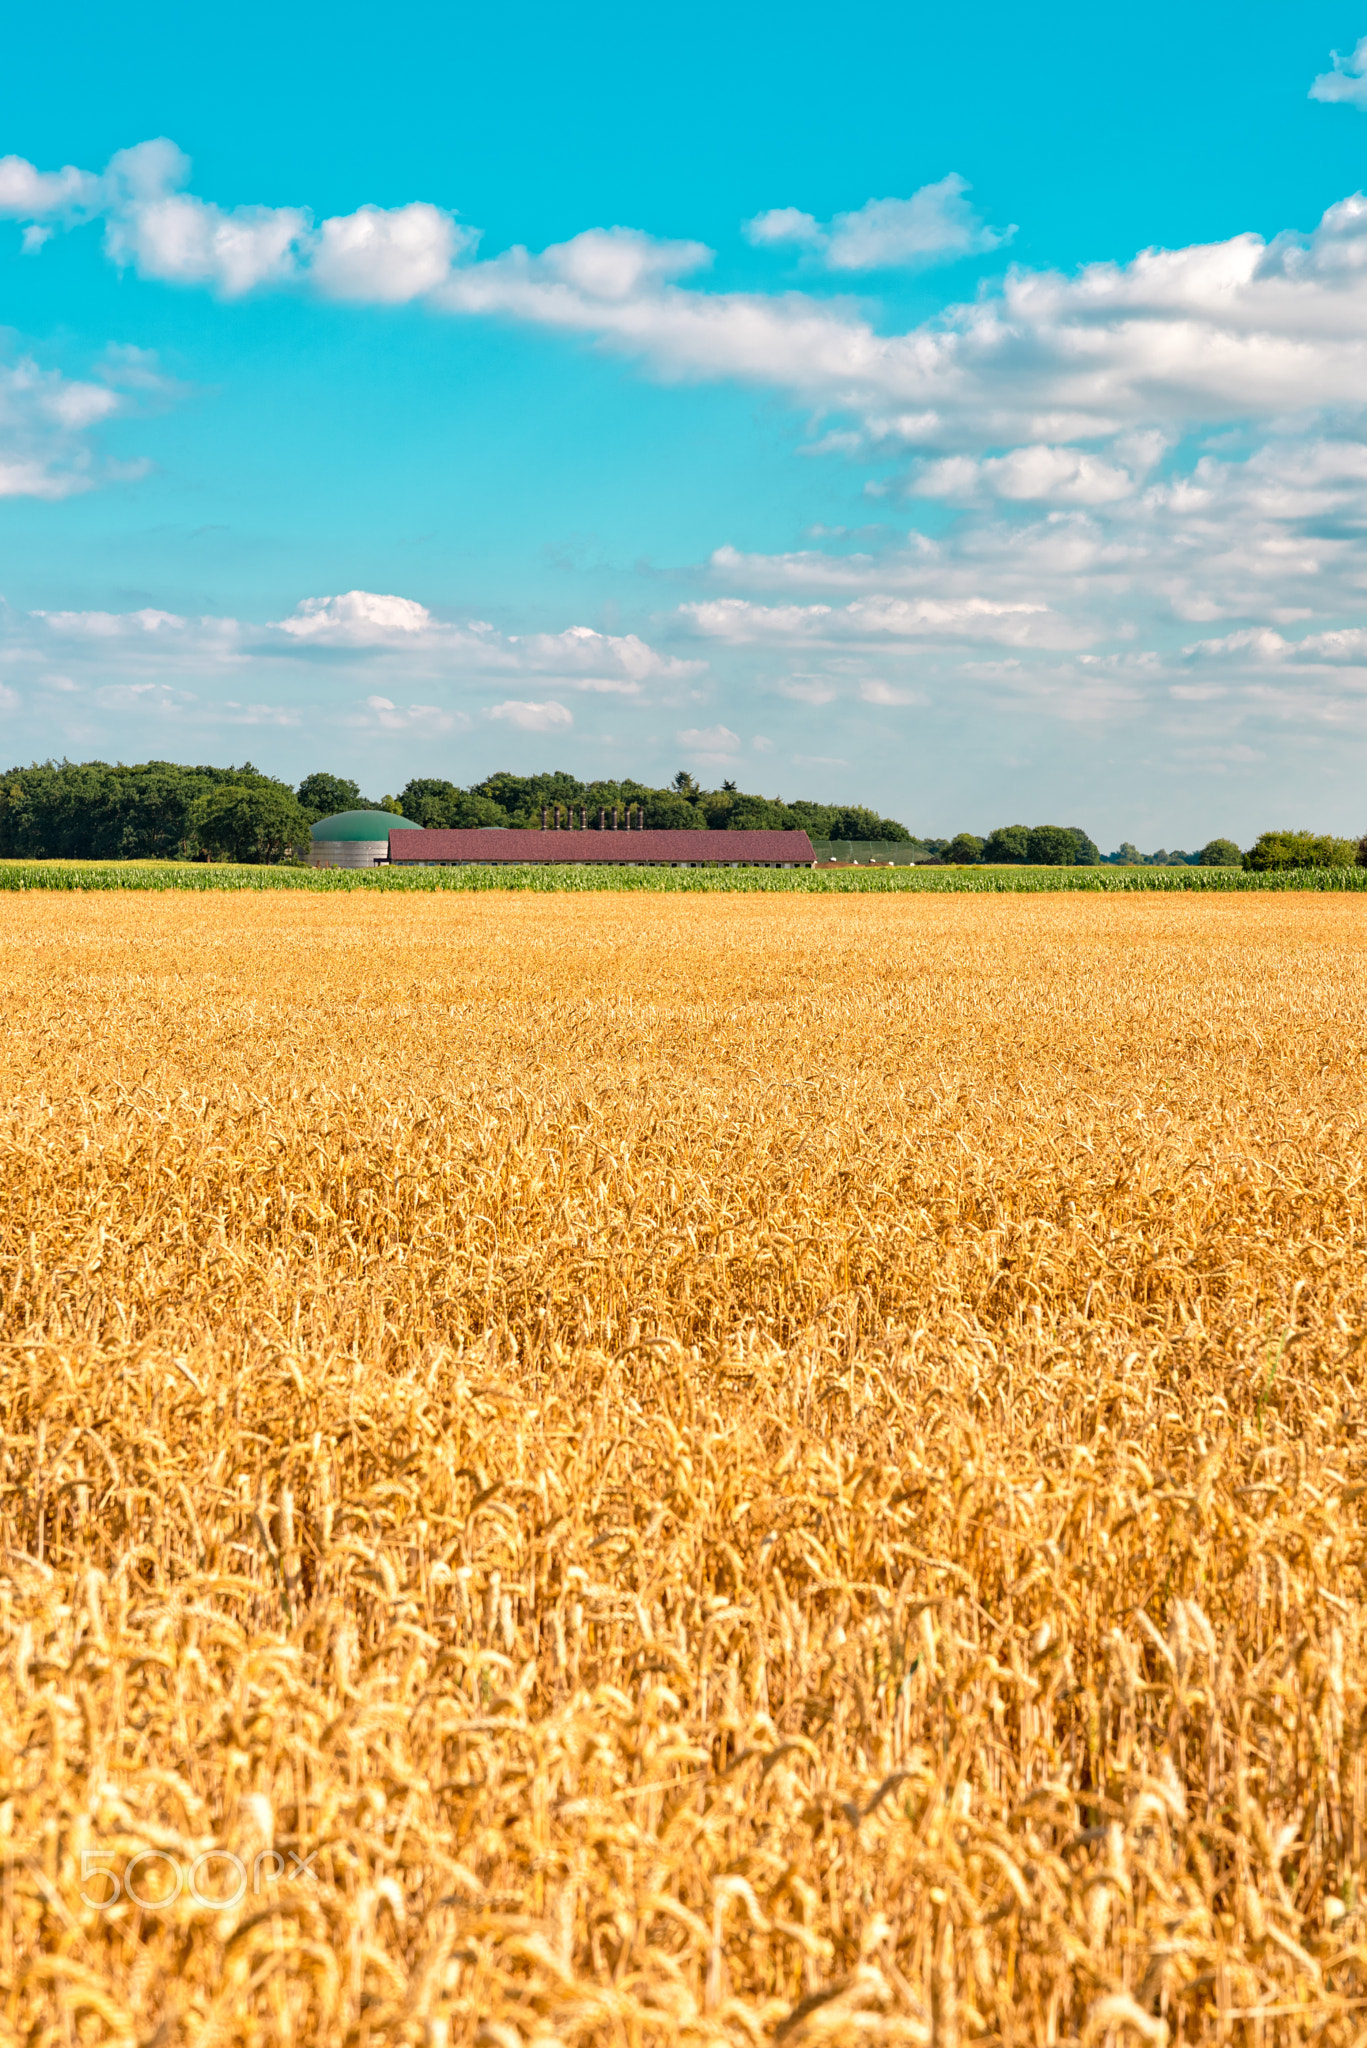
[2,889,1367,2044]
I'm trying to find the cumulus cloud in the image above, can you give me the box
[0,351,148,499]
[268,592,700,692]
[488,698,572,730]
[100,139,307,296]
[745,176,1009,271]
[9,597,698,724]
[276,590,434,643]
[2,139,473,303]
[676,722,741,752]
[310,203,477,302]
[1310,37,1367,109]
[772,674,841,704]
[24,138,1367,469]
[1184,624,1367,667]
[92,680,195,711]
[679,593,1071,648]
[356,694,464,732]
[19,133,1367,765]
[742,206,823,251]
[0,154,102,220]
[691,417,1367,745]
[907,441,1157,506]
[708,432,1367,634]
[859,679,925,705]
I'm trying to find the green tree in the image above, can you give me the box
[0,758,278,859]
[1198,838,1242,867]
[189,784,311,864]
[1025,825,1078,866]
[472,770,586,824]
[983,825,1030,864]
[296,772,361,817]
[828,805,913,843]
[397,780,509,827]
[397,778,461,826]
[723,795,786,831]
[641,791,707,830]
[946,833,984,863]
[1245,830,1357,871]
[1067,827,1102,866]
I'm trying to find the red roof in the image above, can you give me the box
[388,827,816,866]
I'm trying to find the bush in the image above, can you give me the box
[1198,838,1243,868]
[1244,830,1358,871]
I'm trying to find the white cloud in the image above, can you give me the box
[907,443,1149,505]
[33,606,243,660]
[1310,37,1367,109]
[18,136,1367,769]
[772,674,841,704]
[743,206,823,250]
[676,723,741,752]
[92,681,195,710]
[357,694,463,732]
[679,593,1070,648]
[101,140,307,297]
[277,590,434,643]
[268,592,700,691]
[859,680,926,706]
[310,202,477,303]
[488,698,573,730]
[3,139,471,304]
[0,352,141,499]
[707,431,1367,647]
[1184,624,1367,668]
[0,154,101,219]
[26,139,1367,470]
[18,592,697,702]
[744,176,1008,272]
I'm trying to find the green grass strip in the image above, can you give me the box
[2,860,1367,893]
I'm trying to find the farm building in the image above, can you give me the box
[387,826,817,867]
[309,810,421,868]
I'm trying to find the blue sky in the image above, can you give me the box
[5,3,1367,842]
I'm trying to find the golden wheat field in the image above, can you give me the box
[4,890,1367,2048]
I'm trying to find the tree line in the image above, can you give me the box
[391,769,914,842]
[0,758,1360,868]
[0,761,915,862]
[931,828,1363,869]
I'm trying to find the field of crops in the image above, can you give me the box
[3,890,1367,2045]
[3,858,1367,893]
